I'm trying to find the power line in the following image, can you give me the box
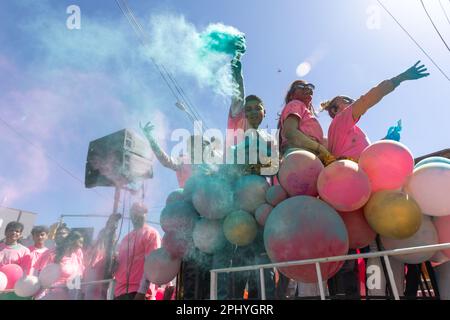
[115,0,211,131]
[420,0,450,52]
[123,0,210,131]
[376,0,450,82]
[440,0,450,26]
[0,115,112,202]
[114,0,180,103]
[119,0,208,128]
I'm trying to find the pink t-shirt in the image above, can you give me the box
[82,244,108,300]
[33,248,85,300]
[114,224,161,297]
[27,246,49,275]
[0,243,31,273]
[327,105,370,160]
[176,157,193,188]
[33,248,84,283]
[279,100,324,152]
[226,109,248,150]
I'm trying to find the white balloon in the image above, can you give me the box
[381,215,438,264]
[235,175,270,214]
[39,263,62,288]
[404,163,450,217]
[192,219,226,254]
[430,251,450,265]
[14,276,41,297]
[0,271,7,291]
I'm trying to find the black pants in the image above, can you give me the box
[180,250,212,300]
[404,264,421,297]
[327,249,360,299]
[114,292,137,300]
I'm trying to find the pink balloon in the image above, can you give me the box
[255,203,273,226]
[434,215,450,258]
[144,248,181,286]
[266,185,288,207]
[264,196,348,283]
[0,271,7,291]
[338,209,376,249]
[278,150,324,197]
[0,264,23,290]
[318,160,371,212]
[359,140,414,192]
[162,230,192,259]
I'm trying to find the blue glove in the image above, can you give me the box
[384,120,402,142]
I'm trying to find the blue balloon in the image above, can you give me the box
[415,156,450,169]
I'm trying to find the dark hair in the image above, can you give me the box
[5,221,24,234]
[55,230,84,263]
[31,225,49,236]
[284,80,308,105]
[56,223,70,234]
[244,95,264,107]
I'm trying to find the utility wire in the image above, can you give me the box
[420,0,450,52]
[439,0,450,26]
[0,116,112,202]
[115,0,211,131]
[377,0,450,82]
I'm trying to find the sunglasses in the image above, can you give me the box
[293,83,315,91]
[327,97,355,114]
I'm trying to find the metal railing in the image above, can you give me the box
[210,243,450,300]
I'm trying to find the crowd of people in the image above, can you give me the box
[0,49,434,300]
[0,208,167,300]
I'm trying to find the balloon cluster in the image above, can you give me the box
[145,165,269,285]
[147,140,450,285]
[263,141,450,282]
[0,262,63,298]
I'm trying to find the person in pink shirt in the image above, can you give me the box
[278,80,332,162]
[27,225,49,276]
[319,61,429,299]
[141,122,212,188]
[113,202,161,300]
[226,55,277,175]
[321,61,429,160]
[82,214,121,300]
[0,221,31,273]
[34,223,70,270]
[34,230,85,300]
[226,56,248,150]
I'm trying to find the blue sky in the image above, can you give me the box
[0,0,449,238]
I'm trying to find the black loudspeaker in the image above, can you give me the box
[85,129,153,188]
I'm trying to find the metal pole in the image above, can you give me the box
[259,268,266,300]
[210,271,217,300]
[107,279,116,300]
[102,186,122,295]
[383,255,400,300]
[315,262,326,300]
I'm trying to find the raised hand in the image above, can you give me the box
[402,61,430,81]
[140,121,155,140]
